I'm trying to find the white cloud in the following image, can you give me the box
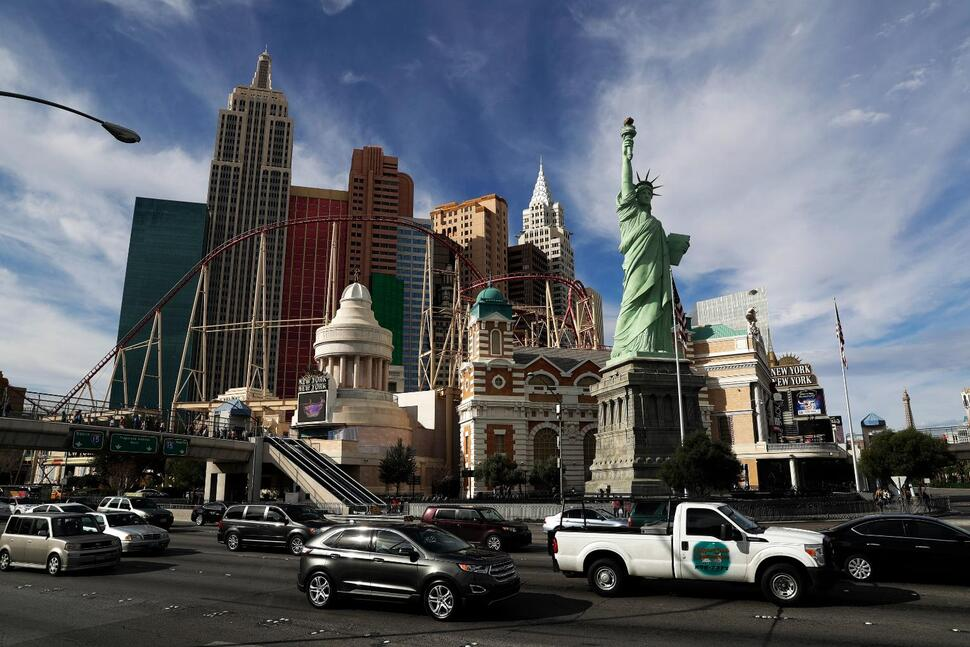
[426,34,487,81]
[97,0,195,24]
[888,67,928,94]
[320,0,354,15]
[563,4,970,428]
[0,44,208,394]
[340,70,365,84]
[831,108,890,126]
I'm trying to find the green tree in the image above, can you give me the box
[860,428,955,487]
[91,452,164,495]
[660,432,741,496]
[379,439,416,495]
[163,458,205,496]
[477,454,520,497]
[528,459,560,493]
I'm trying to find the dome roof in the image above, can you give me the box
[475,286,507,305]
[341,282,372,303]
[470,285,512,322]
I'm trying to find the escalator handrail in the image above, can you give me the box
[286,439,384,506]
[265,437,360,505]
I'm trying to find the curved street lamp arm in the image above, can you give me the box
[0,90,140,143]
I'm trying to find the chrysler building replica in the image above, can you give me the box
[517,159,575,316]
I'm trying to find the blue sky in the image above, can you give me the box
[1,0,969,430]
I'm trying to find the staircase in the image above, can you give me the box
[263,436,384,510]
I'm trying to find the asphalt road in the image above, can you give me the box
[1,522,969,647]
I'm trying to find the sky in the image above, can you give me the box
[0,0,968,430]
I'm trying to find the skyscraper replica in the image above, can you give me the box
[695,288,775,355]
[204,50,293,398]
[517,160,575,315]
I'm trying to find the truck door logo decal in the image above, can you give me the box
[692,541,730,575]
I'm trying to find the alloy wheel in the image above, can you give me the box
[195,516,204,526]
[47,555,60,576]
[307,574,331,608]
[427,583,455,619]
[289,536,305,555]
[486,535,502,551]
[847,557,872,581]
[226,534,240,551]
[0,550,10,571]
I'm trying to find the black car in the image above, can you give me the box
[297,522,520,621]
[824,514,970,582]
[217,504,331,555]
[191,502,227,526]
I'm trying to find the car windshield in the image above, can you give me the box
[131,499,158,509]
[107,513,145,526]
[59,504,90,513]
[51,517,88,537]
[400,526,471,553]
[719,505,764,534]
[479,509,504,522]
[281,506,324,522]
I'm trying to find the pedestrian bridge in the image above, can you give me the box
[0,417,383,510]
[0,417,254,463]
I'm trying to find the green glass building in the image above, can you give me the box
[109,198,207,412]
[370,273,404,366]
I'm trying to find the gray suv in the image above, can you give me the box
[297,522,520,621]
[0,513,121,575]
[217,504,331,555]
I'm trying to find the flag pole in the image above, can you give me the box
[671,272,686,446]
[835,298,863,493]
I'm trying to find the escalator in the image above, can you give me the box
[263,437,384,509]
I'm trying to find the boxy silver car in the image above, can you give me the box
[0,513,121,576]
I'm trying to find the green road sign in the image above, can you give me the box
[110,433,158,455]
[71,429,104,451]
[162,438,189,457]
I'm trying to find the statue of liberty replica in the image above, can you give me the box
[588,118,706,496]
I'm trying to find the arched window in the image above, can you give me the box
[576,375,599,393]
[583,430,597,481]
[527,373,555,387]
[489,329,503,355]
[533,428,557,465]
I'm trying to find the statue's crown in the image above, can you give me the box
[635,169,662,196]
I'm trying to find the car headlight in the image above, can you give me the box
[458,563,489,573]
[501,526,516,532]
[804,544,825,566]
[122,534,135,542]
[65,542,80,550]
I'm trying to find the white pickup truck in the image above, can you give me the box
[552,501,835,605]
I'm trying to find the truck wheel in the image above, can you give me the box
[588,558,626,597]
[760,563,804,606]
[844,554,874,582]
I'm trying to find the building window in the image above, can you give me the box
[527,373,555,387]
[489,329,503,355]
[533,428,557,465]
[576,375,599,392]
[492,375,506,390]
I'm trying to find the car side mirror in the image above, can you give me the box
[409,550,420,563]
[719,524,734,541]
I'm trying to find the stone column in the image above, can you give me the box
[789,457,799,491]
[353,356,361,388]
[384,360,391,391]
[338,356,346,388]
[754,384,766,443]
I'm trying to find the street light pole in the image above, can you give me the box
[555,394,564,508]
[0,90,141,143]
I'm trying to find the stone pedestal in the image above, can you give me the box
[587,355,706,496]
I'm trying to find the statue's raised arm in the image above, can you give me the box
[620,117,636,202]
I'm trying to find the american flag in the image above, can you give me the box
[835,299,847,368]
[672,278,689,347]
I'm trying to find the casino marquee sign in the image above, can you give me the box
[770,363,818,388]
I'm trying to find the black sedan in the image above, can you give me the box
[191,502,228,526]
[824,514,970,582]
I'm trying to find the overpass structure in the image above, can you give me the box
[0,417,382,511]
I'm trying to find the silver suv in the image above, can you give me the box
[98,497,173,529]
[0,513,121,576]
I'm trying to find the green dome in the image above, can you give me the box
[471,285,512,321]
[475,286,507,304]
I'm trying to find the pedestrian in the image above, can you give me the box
[874,487,884,512]
[612,498,621,517]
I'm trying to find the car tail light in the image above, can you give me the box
[552,537,558,554]
[217,520,223,530]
